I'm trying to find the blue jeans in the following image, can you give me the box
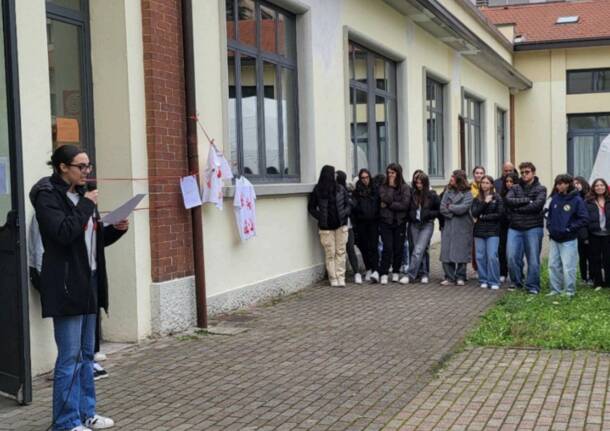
[475,236,500,286]
[507,227,543,293]
[549,239,578,295]
[407,222,434,279]
[52,313,97,430]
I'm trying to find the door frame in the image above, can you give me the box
[0,0,31,405]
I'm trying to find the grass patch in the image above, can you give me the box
[466,260,610,351]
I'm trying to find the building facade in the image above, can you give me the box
[1,0,609,401]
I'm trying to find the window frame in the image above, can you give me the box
[226,0,300,183]
[425,76,445,178]
[567,113,610,179]
[496,107,507,177]
[46,0,95,160]
[348,41,398,176]
[567,68,610,95]
[462,92,483,174]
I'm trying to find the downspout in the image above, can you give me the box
[181,0,207,328]
[510,93,515,163]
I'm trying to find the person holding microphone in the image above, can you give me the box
[30,144,128,431]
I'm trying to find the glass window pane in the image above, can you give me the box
[571,135,596,178]
[353,89,368,172]
[598,115,610,129]
[47,0,81,11]
[47,19,85,150]
[597,70,610,92]
[263,62,279,175]
[227,50,238,175]
[0,10,11,224]
[281,68,298,176]
[238,0,256,47]
[260,5,277,53]
[240,55,259,175]
[568,70,593,94]
[375,57,386,90]
[376,95,386,169]
[353,45,367,84]
[277,13,296,60]
[569,116,596,130]
[386,98,398,169]
[226,0,235,40]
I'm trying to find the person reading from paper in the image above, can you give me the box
[30,144,128,431]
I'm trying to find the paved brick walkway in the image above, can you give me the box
[386,347,610,431]
[0,245,500,431]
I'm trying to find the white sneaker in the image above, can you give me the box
[457,280,465,286]
[330,280,339,287]
[94,352,107,362]
[440,280,452,286]
[380,275,388,285]
[354,273,363,284]
[70,426,92,431]
[391,273,399,283]
[490,285,500,290]
[399,276,410,285]
[370,271,380,283]
[85,415,115,429]
[364,270,372,282]
[480,283,488,289]
[337,278,346,287]
[499,276,506,283]
[421,276,429,284]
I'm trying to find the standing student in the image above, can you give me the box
[439,170,473,286]
[494,162,517,195]
[499,172,519,283]
[586,178,610,288]
[30,145,128,431]
[505,162,547,294]
[378,163,411,285]
[352,168,380,283]
[336,170,361,284]
[546,174,589,297]
[471,175,504,290]
[470,166,486,274]
[574,176,592,284]
[308,165,351,287]
[401,172,439,284]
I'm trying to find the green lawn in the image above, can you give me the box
[466,261,610,351]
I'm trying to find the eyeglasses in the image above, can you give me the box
[69,163,94,172]
[520,170,532,175]
[360,176,370,180]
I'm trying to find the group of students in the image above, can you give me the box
[308,161,610,296]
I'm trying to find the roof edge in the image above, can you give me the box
[452,0,514,51]
[515,37,610,51]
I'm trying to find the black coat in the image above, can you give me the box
[378,182,411,226]
[586,198,610,235]
[471,193,504,238]
[308,185,351,230]
[352,181,379,223]
[409,190,440,225]
[504,177,547,231]
[30,175,126,318]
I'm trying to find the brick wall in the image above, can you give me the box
[141,0,194,282]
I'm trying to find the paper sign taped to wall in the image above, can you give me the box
[56,117,80,143]
[589,133,610,184]
[180,175,202,209]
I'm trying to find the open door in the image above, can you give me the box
[0,0,31,405]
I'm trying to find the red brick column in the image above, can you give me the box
[141,0,194,282]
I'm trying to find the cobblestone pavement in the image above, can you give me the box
[386,347,610,431]
[0,245,500,431]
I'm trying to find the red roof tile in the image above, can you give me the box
[481,0,610,45]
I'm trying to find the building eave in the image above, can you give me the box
[514,37,610,51]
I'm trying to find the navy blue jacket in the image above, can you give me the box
[546,190,589,243]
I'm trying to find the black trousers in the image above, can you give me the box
[499,225,509,277]
[379,222,406,275]
[578,237,591,281]
[589,234,610,287]
[355,221,379,272]
[346,228,360,274]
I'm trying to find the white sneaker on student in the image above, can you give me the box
[337,278,346,287]
[354,273,363,284]
[480,283,489,289]
[499,276,506,283]
[330,279,339,287]
[457,280,465,286]
[420,276,429,284]
[364,270,372,282]
[94,352,107,362]
[70,426,92,431]
[399,276,410,285]
[391,273,399,283]
[440,280,452,286]
[380,275,388,285]
[85,415,114,429]
[490,285,500,290]
[370,271,380,283]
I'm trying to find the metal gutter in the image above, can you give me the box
[515,37,610,51]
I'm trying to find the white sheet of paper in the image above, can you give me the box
[180,175,202,209]
[101,193,147,225]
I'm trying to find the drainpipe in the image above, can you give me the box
[182,0,207,328]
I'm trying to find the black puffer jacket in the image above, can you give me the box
[308,185,351,230]
[586,198,610,235]
[29,174,126,318]
[409,190,440,225]
[504,177,547,230]
[471,193,504,238]
[352,180,379,223]
[378,183,411,225]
